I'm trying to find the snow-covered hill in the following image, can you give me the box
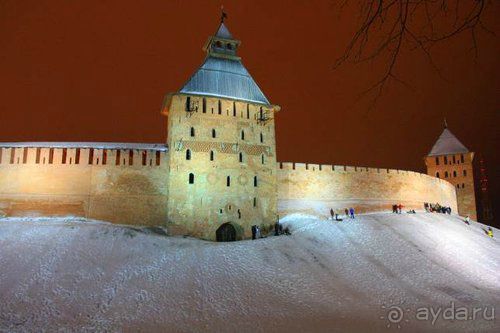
[0,213,499,332]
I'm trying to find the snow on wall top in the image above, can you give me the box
[0,142,168,151]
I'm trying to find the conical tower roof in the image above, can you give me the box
[179,22,270,105]
[428,128,469,156]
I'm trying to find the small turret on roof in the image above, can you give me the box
[178,18,271,105]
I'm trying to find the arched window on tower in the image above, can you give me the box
[186,149,191,160]
[202,98,207,113]
[241,130,245,140]
[445,171,449,178]
[212,129,216,138]
[444,156,448,164]
[463,170,467,177]
[254,176,258,187]
[190,127,195,137]
[453,155,456,164]
[210,150,214,161]
[239,152,243,163]
[436,172,440,178]
[227,176,231,187]
[462,183,465,188]
[189,173,194,184]
[461,154,465,163]
[435,157,440,165]
[218,100,222,114]
[453,170,457,177]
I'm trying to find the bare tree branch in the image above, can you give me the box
[335,0,495,111]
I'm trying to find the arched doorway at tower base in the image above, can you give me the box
[216,222,236,242]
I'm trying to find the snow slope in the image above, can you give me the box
[0,213,499,332]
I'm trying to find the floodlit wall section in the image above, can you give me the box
[0,146,169,226]
[277,162,458,218]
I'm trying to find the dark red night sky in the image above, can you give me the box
[0,1,498,223]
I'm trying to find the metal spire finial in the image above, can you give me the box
[220,5,227,23]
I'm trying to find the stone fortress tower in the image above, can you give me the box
[161,21,281,241]
[0,17,461,241]
[425,122,477,220]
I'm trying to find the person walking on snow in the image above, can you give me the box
[330,208,335,220]
[487,227,494,238]
[349,207,355,219]
[464,216,470,225]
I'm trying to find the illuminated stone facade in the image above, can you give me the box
[0,21,461,240]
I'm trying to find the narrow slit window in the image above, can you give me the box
[461,154,465,163]
[35,148,41,164]
[435,157,439,165]
[253,197,257,207]
[189,173,194,184]
[261,154,265,164]
[23,147,28,164]
[227,176,231,187]
[254,176,258,187]
[444,156,448,164]
[156,151,161,166]
[10,148,15,164]
[436,172,440,178]
[202,98,206,113]
[462,183,465,188]
[190,127,195,137]
[116,150,121,165]
[453,170,457,177]
[142,151,147,166]
[241,130,245,140]
[129,150,134,166]
[463,170,467,177]
[102,149,107,165]
[212,129,216,138]
[246,104,250,119]
[218,100,222,114]
[260,133,263,143]
[48,148,54,164]
[75,148,80,164]
[62,148,67,164]
[233,102,236,116]
[239,152,243,163]
[452,155,456,164]
[88,149,94,165]
[444,171,449,178]
[185,96,191,111]
[210,150,214,161]
[186,149,191,160]
[0,148,3,164]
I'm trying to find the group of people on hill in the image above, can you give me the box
[329,208,355,221]
[424,202,452,214]
[392,204,403,214]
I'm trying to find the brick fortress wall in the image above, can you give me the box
[277,162,457,218]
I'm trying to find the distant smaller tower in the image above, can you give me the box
[425,122,477,220]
